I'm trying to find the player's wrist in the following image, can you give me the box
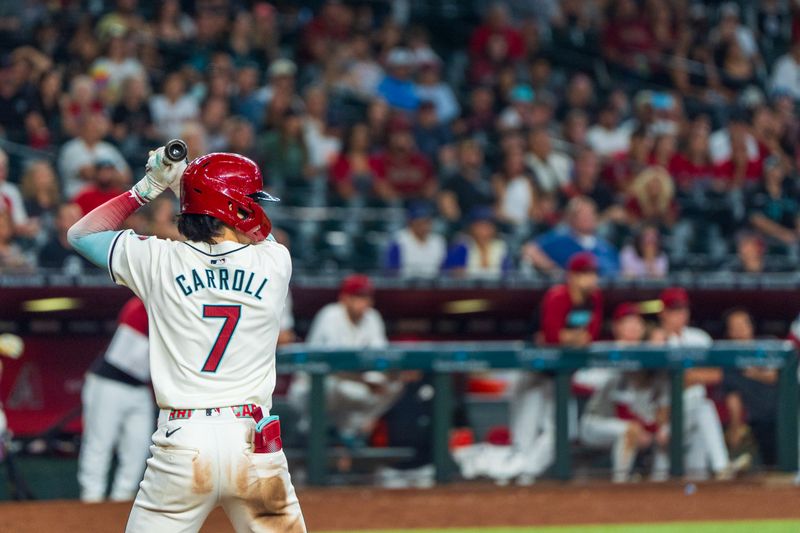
[131,175,165,204]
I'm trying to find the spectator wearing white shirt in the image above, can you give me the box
[288,275,406,445]
[149,71,199,141]
[587,105,631,158]
[0,149,29,230]
[57,113,131,199]
[770,42,800,101]
[343,33,384,99]
[385,202,446,278]
[710,3,760,61]
[708,108,759,165]
[90,30,146,104]
[526,127,572,195]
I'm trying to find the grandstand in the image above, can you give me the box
[3,1,800,531]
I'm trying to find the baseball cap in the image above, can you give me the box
[660,287,689,310]
[415,48,442,69]
[567,251,598,273]
[467,206,495,225]
[613,302,641,321]
[388,114,413,132]
[340,274,374,297]
[407,201,434,221]
[510,84,534,104]
[268,58,296,79]
[94,159,116,169]
[387,48,415,68]
[419,99,436,111]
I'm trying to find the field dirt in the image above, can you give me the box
[2,480,800,532]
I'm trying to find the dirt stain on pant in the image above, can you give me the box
[235,458,306,532]
[192,457,214,494]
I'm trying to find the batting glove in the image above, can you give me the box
[132,146,188,203]
[0,334,23,359]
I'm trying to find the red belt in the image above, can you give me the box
[168,404,262,421]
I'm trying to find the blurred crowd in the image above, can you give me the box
[2,0,800,277]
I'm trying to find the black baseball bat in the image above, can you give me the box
[165,139,188,162]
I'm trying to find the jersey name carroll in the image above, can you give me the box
[175,268,268,299]
[108,230,292,411]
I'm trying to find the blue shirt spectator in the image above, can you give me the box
[377,48,420,111]
[523,197,619,277]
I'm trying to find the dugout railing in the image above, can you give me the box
[276,341,799,486]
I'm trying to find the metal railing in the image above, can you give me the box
[276,341,799,485]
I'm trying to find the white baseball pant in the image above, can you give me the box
[126,407,305,533]
[683,384,730,476]
[78,373,154,502]
[648,385,731,480]
[580,416,638,482]
[288,372,404,440]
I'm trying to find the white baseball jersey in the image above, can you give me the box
[305,302,388,348]
[108,231,291,410]
[667,327,713,348]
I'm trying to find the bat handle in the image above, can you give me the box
[165,139,188,162]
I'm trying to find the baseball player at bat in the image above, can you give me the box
[68,142,305,532]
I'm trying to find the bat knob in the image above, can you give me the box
[165,139,188,162]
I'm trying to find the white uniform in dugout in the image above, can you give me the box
[67,147,306,533]
[78,297,154,502]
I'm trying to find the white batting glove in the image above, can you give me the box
[132,147,188,203]
[0,334,23,359]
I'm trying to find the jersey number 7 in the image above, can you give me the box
[201,305,241,372]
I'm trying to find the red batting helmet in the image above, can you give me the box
[180,153,278,242]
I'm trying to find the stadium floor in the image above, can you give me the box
[341,524,800,533]
[1,481,799,532]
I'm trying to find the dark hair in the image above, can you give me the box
[723,306,753,328]
[632,224,661,258]
[177,214,224,243]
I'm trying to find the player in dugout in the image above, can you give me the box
[77,296,154,503]
[580,302,670,482]
[455,251,604,484]
[68,144,306,532]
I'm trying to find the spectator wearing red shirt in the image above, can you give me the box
[603,126,653,193]
[370,121,436,202]
[329,123,375,202]
[709,109,767,187]
[300,0,353,63]
[468,3,525,84]
[602,0,659,74]
[73,160,126,215]
[669,125,718,189]
[539,252,603,346]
